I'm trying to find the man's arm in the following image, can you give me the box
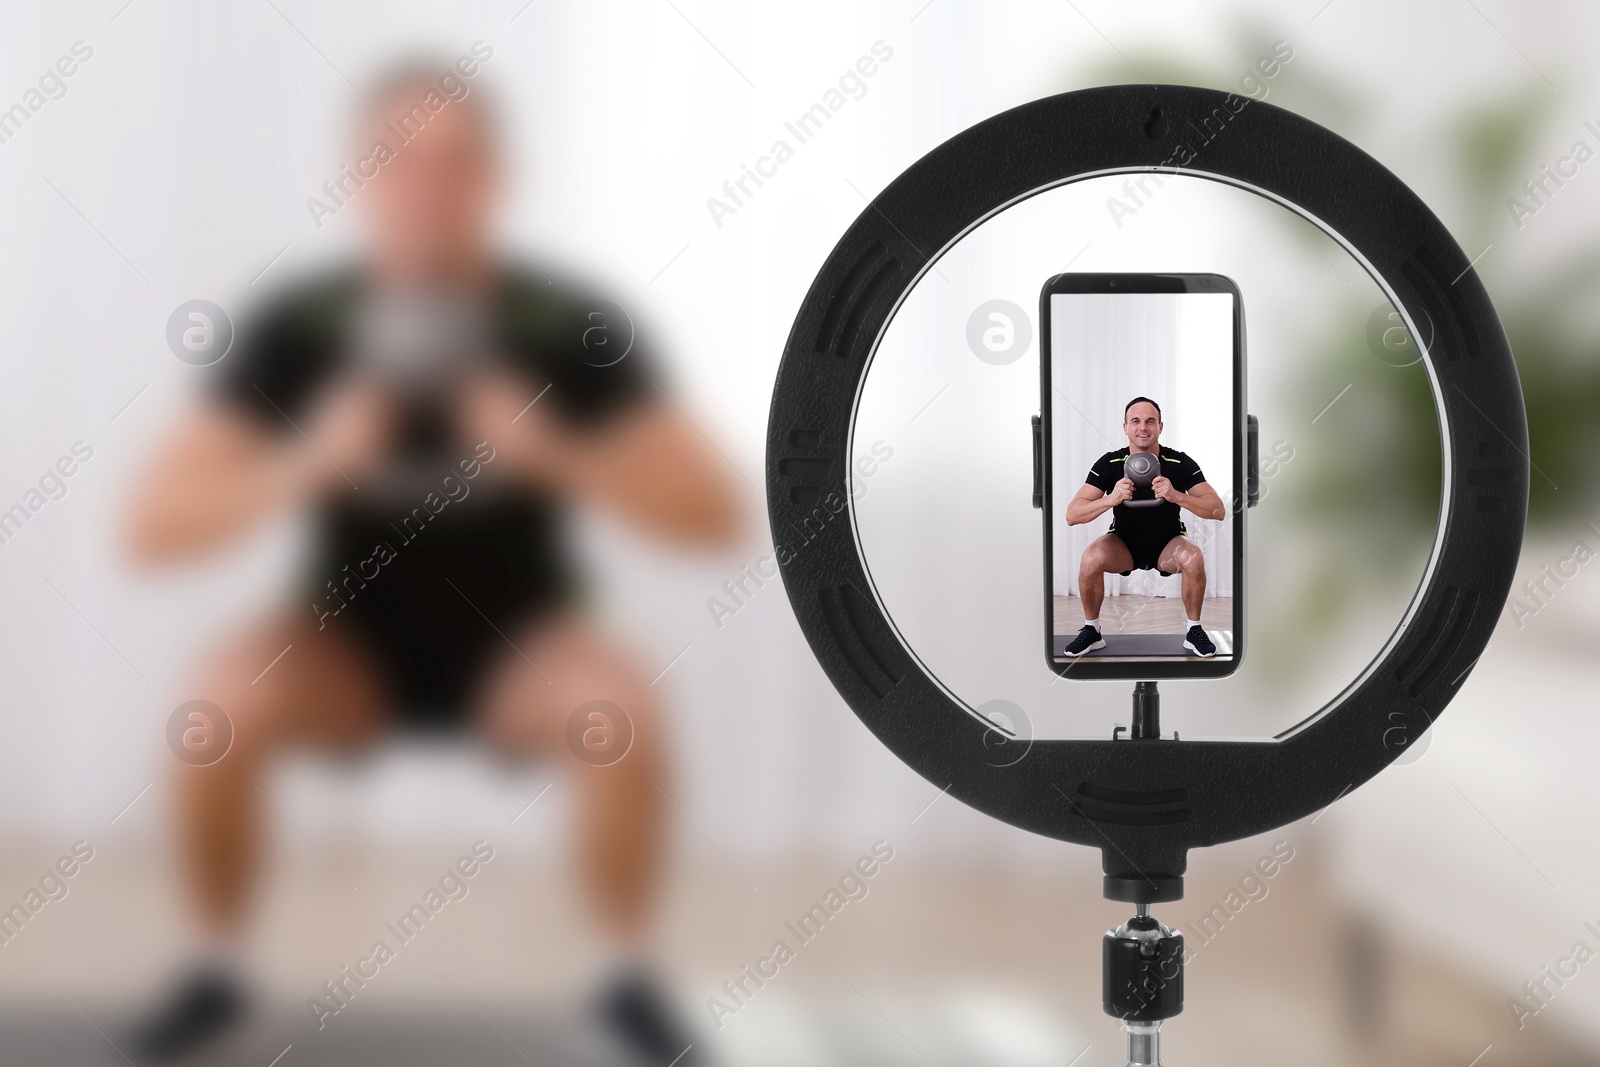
[460,374,742,549]
[125,409,312,563]
[1152,477,1226,521]
[125,381,390,564]
[1065,478,1133,526]
[550,400,743,548]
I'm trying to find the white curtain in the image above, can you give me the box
[1050,292,1235,599]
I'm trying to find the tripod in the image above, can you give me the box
[1102,682,1184,1067]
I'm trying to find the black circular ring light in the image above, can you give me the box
[766,84,1528,903]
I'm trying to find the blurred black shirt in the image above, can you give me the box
[211,267,653,712]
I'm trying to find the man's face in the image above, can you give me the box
[1124,402,1161,451]
[359,84,499,281]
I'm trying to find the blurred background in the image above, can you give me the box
[0,1,1597,1064]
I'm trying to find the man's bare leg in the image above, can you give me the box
[1156,536,1207,623]
[1079,533,1136,623]
[473,613,694,1063]
[474,613,665,943]
[131,615,389,1060]
[177,616,387,936]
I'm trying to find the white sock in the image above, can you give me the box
[1084,618,1100,631]
[1187,618,1201,628]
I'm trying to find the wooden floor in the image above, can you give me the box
[1054,594,1232,635]
[0,839,1590,1067]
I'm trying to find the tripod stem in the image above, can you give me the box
[1126,1021,1162,1067]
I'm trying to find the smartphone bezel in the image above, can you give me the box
[1039,272,1246,680]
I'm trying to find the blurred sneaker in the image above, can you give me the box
[596,968,700,1066]
[125,966,246,1063]
[1183,626,1216,658]
[1062,624,1106,657]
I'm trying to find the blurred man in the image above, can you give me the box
[124,59,740,1064]
[1063,396,1223,657]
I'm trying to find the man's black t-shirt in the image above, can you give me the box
[209,267,654,712]
[1085,446,1207,547]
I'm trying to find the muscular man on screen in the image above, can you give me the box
[1062,397,1226,658]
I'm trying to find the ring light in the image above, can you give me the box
[768,83,1528,1063]
[765,83,1527,900]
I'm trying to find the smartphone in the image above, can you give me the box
[1037,273,1245,680]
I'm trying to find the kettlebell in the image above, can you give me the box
[1125,451,1159,488]
[1122,451,1163,509]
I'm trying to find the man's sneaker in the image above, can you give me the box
[1183,626,1216,658]
[1062,624,1106,657]
[596,967,700,1066]
[125,965,246,1063]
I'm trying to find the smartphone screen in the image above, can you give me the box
[1039,273,1244,680]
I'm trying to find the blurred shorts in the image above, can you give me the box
[312,495,576,729]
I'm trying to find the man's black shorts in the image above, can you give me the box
[1110,527,1185,576]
